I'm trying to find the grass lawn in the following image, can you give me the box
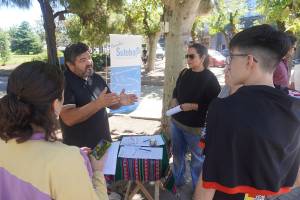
[1,51,63,66]
[1,53,46,65]
[4,54,42,65]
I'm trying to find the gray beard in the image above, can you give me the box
[84,68,94,79]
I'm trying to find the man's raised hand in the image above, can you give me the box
[119,89,138,106]
[96,87,120,108]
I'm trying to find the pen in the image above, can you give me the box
[139,148,151,152]
[143,139,150,142]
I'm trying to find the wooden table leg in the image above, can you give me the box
[125,181,132,200]
[136,181,154,200]
[128,182,141,200]
[155,181,160,200]
[127,181,161,200]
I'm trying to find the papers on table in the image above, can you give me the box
[289,90,300,99]
[120,135,165,146]
[103,141,120,175]
[166,105,182,116]
[118,146,163,160]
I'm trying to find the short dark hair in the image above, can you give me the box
[0,61,64,143]
[287,34,297,46]
[229,24,290,72]
[64,42,90,67]
[188,43,209,68]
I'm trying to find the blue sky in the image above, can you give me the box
[0,1,42,30]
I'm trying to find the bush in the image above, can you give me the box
[31,51,48,62]
[0,30,10,65]
[92,53,110,71]
[10,21,43,55]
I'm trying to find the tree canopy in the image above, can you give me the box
[258,0,300,35]
[192,0,247,46]
[9,21,43,54]
[0,29,10,65]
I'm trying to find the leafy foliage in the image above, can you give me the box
[192,0,247,45]
[9,21,43,54]
[0,29,10,65]
[124,0,162,36]
[92,53,110,71]
[64,0,126,47]
[56,20,71,47]
[258,0,300,35]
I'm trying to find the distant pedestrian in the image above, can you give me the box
[142,49,148,65]
[273,34,297,88]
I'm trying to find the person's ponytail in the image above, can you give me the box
[0,61,64,143]
[203,55,209,69]
[0,94,33,142]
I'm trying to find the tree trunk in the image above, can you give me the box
[145,32,160,73]
[221,31,230,47]
[38,0,58,66]
[161,0,212,138]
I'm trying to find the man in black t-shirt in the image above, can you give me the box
[59,43,137,148]
[194,25,300,200]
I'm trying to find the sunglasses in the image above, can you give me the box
[185,54,196,59]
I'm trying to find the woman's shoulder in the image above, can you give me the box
[0,139,85,174]
[204,68,217,76]
[205,69,219,81]
[43,141,81,156]
[29,140,83,163]
[37,141,90,174]
[179,67,190,74]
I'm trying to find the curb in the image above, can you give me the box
[0,71,12,77]
[109,113,161,121]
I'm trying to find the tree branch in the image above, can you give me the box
[143,7,151,33]
[54,9,69,19]
[197,0,213,15]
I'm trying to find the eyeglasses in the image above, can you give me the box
[185,54,196,60]
[225,54,258,65]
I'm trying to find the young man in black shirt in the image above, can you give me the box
[59,43,137,148]
[194,25,300,200]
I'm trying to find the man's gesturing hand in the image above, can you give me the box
[119,89,138,106]
[96,87,120,108]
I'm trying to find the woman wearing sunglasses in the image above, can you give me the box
[170,43,221,191]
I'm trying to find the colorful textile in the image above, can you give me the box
[114,135,168,182]
[108,134,176,192]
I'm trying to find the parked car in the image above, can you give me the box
[293,59,300,65]
[156,44,165,60]
[208,49,226,67]
[220,48,230,57]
